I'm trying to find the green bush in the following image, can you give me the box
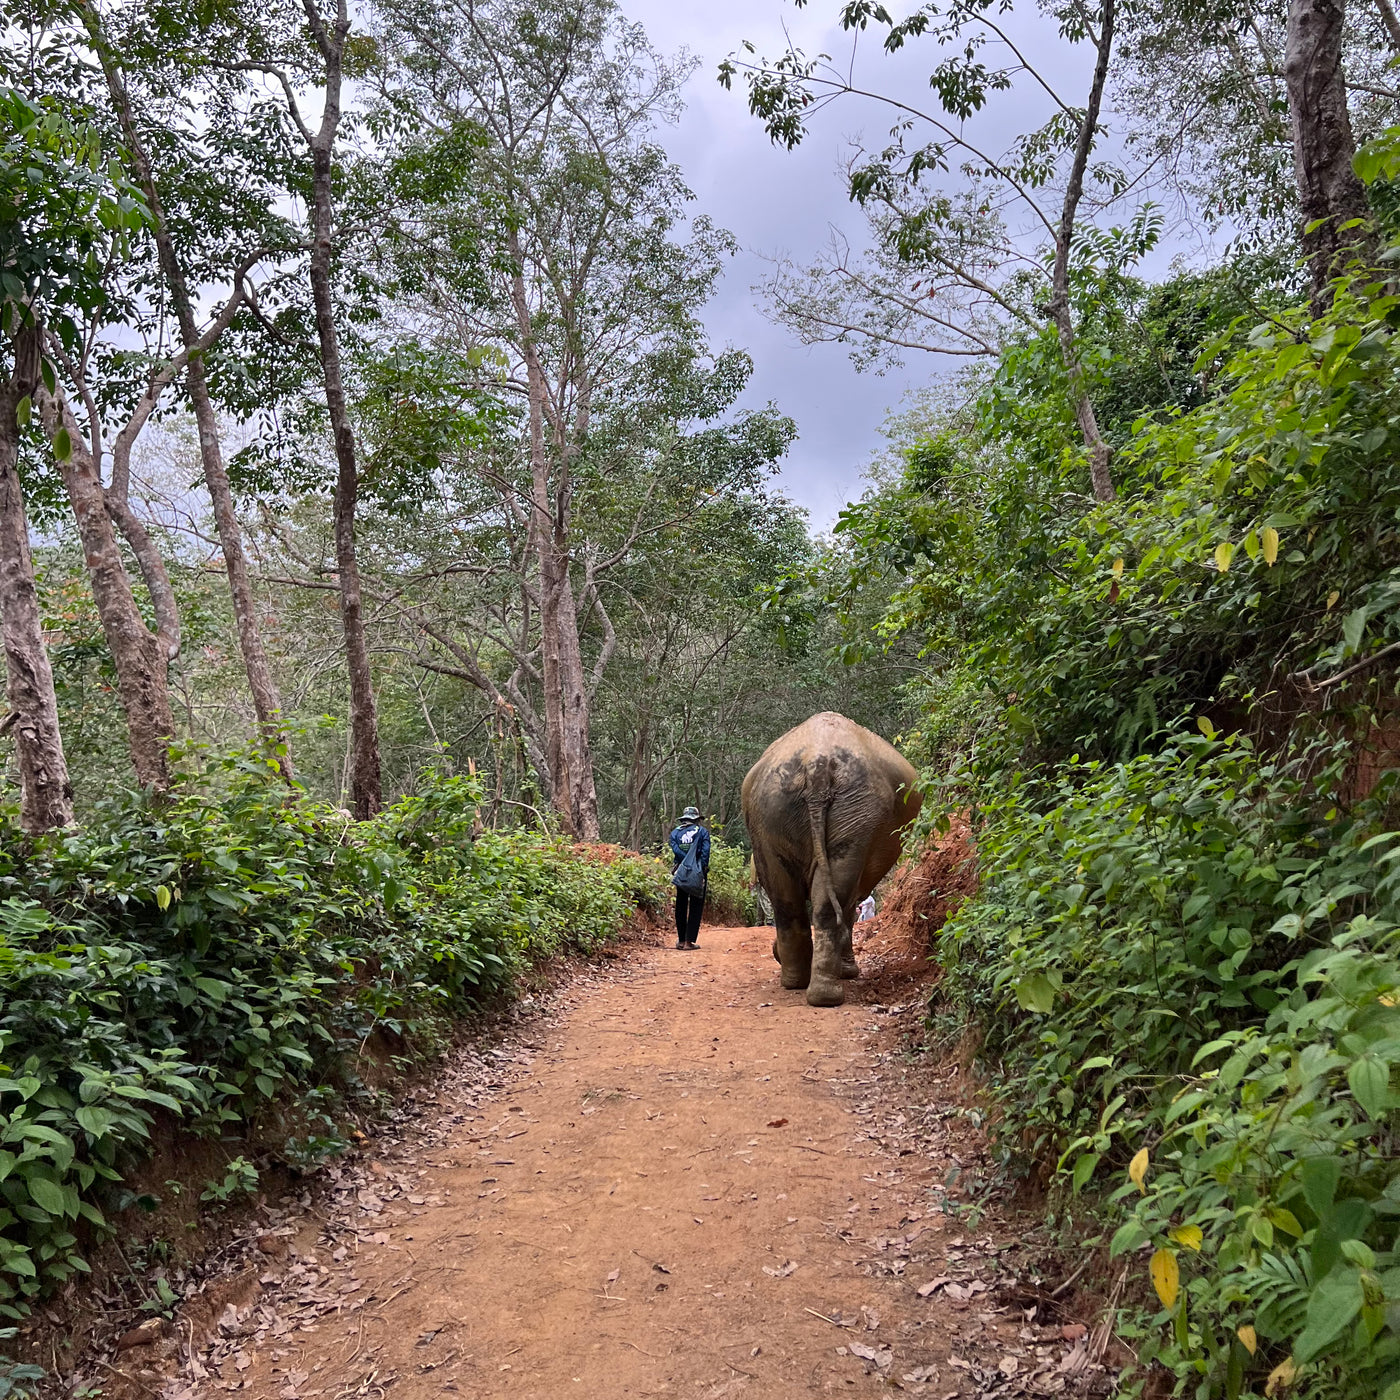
[938,733,1400,1398]
[815,133,1400,1400]
[0,757,665,1317]
[705,838,759,925]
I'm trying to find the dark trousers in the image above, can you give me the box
[675,888,704,944]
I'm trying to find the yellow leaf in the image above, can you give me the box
[1237,1324,1257,1356]
[1214,541,1234,572]
[1169,1224,1203,1251]
[1261,527,1279,566]
[1327,590,1340,610]
[1128,1147,1150,1193]
[1150,1248,1179,1310]
[1379,992,1397,1007]
[1265,1357,1297,1396]
[1197,716,1216,740]
[1112,557,1124,578]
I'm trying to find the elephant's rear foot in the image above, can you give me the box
[772,938,780,963]
[780,963,812,991]
[806,975,845,1007]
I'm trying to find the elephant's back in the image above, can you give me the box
[743,712,915,826]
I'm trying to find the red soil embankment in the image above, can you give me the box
[853,814,978,993]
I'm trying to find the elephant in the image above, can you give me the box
[741,711,922,1007]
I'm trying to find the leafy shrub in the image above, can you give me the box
[705,838,759,925]
[938,733,1400,1398]
[817,135,1400,1400]
[0,758,663,1317]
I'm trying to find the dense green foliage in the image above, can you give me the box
[0,759,664,1316]
[701,836,760,926]
[823,124,1400,1395]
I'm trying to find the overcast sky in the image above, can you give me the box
[615,0,1092,529]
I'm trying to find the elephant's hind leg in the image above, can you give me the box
[806,840,874,1005]
[775,916,813,989]
[764,861,812,991]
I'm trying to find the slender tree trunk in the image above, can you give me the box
[103,487,180,664]
[0,328,73,830]
[624,714,655,849]
[1286,0,1377,305]
[37,386,172,790]
[1374,0,1400,52]
[86,24,294,779]
[188,362,294,774]
[556,568,600,838]
[507,235,576,835]
[558,374,601,839]
[536,537,575,832]
[1047,0,1117,503]
[304,0,380,819]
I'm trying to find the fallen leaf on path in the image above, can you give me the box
[116,1318,163,1351]
[916,1277,950,1297]
[848,1341,892,1369]
[761,1259,798,1278]
[651,1263,670,1275]
[767,1118,788,1128]
[901,1365,939,1383]
[1061,1323,1087,1342]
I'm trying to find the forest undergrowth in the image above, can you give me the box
[0,757,666,1374]
[821,161,1400,1398]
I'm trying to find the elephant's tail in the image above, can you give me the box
[805,755,844,933]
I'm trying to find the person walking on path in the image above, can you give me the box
[669,806,710,949]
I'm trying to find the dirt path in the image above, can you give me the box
[174,925,1098,1399]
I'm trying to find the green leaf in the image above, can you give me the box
[1294,1265,1364,1362]
[1014,973,1055,1013]
[74,1106,115,1139]
[1302,1155,1342,1217]
[1314,1198,1370,1279]
[1348,1054,1389,1117]
[15,395,30,428]
[52,426,71,463]
[1109,1219,1148,1258]
[1072,1152,1099,1194]
[1342,606,1368,654]
[25,1177,66,1217]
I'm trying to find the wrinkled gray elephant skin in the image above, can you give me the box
[741,712,922,1007]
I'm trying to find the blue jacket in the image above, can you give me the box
[669,822,710,872]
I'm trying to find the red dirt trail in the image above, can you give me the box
[176,924,1077,1400]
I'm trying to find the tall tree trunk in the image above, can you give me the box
[507,235,576,835]
[0,327,73,830]
[556,568,600,838]
[37,386,172,790]
[1047,0,1117,503]
[103,490,180,664]
[304,0,380,819]
[1374,0,1400,54]
[1286,0,1377,304]
[536,537,575,833]
[624,714,656,850]
[86,21,294,779]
